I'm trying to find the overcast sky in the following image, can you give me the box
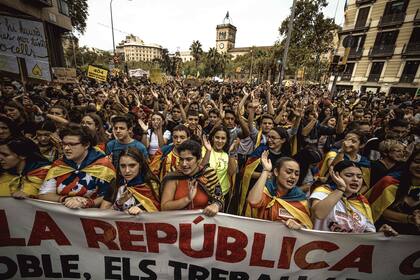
[78,0,345,53]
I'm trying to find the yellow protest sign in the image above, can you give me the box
[87,65,108,82]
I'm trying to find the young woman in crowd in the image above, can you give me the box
[201,125,238,202]
[247,151,313,229]
[161,140,223,216]
[0,137,50,197]
[368,149,420,235]
[238,126,291,215]
[146,112,171,156]
[100,147,160,214]
[0,115,22,142]
[310,160,397,235]
[81,113,109,152]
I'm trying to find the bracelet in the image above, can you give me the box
[262,169,271,173]
[336,188,345,193]
[82,198,95,208]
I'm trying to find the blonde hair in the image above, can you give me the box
[378,139,404,155]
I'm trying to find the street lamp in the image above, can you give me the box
[110,0,115,54]
[110,0,132,54]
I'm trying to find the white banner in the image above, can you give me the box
[0,16,48,61]
[1,198,419,280]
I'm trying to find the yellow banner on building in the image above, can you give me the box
[87,65,108,82]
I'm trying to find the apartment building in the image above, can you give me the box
[332,0,419,94]
[116,35,163,62]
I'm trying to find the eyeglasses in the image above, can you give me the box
[62,142,82,148]
[267,135,282,140]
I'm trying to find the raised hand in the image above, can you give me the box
[202,134,212,151]
[138,118,149,132]
[261,150,272,172]
[329,167,346,191]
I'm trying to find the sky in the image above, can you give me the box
[78,0,345,53]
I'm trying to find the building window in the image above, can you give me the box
[341,63,355,81]
[400,61,419,83]
[368,62,384,82]
[355,6,370,29]
[370,31,398,57]
[379,0,407,27]
[58,0,69,16]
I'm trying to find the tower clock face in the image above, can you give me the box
[219,43,224,49]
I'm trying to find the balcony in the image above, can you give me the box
[402,43,420,57]
[379,13,406,28]
[400,74,415,83]
[369,45,395,58]
[415,9,420,25]
[341,73,352,81]
[348,48,364,60]
[356,0,376,6]
[367,74,381,82]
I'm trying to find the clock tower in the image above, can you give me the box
[216,12,236,54]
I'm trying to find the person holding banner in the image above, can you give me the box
[247,151,313,229]
[100,147,160,214]
[368,149,420,235]
[0,137,50,197]
[161,140,224,216]
[310,160,397,235]
[38,125,116,209]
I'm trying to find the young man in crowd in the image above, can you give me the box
[106,115,148,168]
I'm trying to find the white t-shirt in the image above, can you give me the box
[147,129,171,155]
[310,190,376,233]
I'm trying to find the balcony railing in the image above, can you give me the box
[341,73,352,81]
[403,43,420,57]
[348,48,364,60]
[369,45,395,58]
[379,13,406,28]
[356,0,376,6]
[367,74,381,82]
[400,74,416,83]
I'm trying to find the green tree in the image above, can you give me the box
[189,40,203,69]
[279,0,337,81]
[67,0,89,34]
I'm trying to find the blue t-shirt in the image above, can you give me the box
[106,139,148,168]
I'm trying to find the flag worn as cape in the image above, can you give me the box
[238,144,268,215]
[0,160,51,197]
[45,148,115,183]
[257,186,313,229]
[314,185,373,224]
[365,174,400,222]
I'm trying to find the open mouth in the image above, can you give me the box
[349,183,359,189]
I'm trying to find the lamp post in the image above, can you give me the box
[110,0,115,54]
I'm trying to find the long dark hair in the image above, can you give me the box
[395,149,420,203]
[1,137,50,170]
[209,125,230,153]
[83,113,108,144]
[117,147,160,187]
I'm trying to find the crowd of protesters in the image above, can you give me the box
[0,73,419,236]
